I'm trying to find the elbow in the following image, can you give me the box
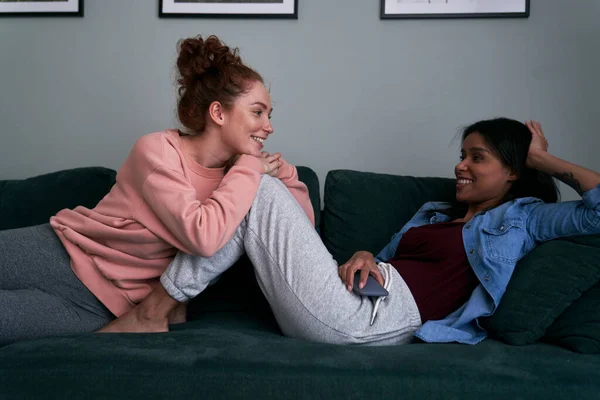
[193,233,233,257]
[197,245,218,258]
[198,249,217,258]
[187,242,219,258]
[587,210,600,234]
[576,207,600,235]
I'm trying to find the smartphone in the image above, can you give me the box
[352,272,389,297]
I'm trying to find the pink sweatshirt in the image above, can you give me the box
[50,129,315,317]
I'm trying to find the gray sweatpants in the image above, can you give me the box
[162,176,422,345]
[0,224,114,346]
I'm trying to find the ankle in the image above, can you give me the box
[136,286,180,320]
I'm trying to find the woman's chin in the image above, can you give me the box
[455,193,469,203]
[237,149,261,158]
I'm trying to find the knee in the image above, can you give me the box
[254,175,292,206]
[258,175,285,194]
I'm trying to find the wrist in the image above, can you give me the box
[527,150,551,170]
[235,154,264,173]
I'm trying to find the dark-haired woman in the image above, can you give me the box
[104,118,600,346]
[0,34,314,345]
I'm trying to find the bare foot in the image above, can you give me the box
[97,284,180,333]
[168,302,188,325]
[97,307,169,333]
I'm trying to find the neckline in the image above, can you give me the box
[168,129,225,179]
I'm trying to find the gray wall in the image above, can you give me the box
[1,0,598,201]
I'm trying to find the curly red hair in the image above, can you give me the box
[176,35,263,134]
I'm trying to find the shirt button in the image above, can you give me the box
[499,226,505,231]
[466,225,471,229]
[484,275,490,281]
[469,249,475,254]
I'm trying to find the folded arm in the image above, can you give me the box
[142,155,265,257]
[526,120,600,194]
[524,121,600,244]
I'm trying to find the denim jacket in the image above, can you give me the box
[375,184,600,344]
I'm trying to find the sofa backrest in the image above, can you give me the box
[296,166,321,230]
[0,166,321,233]
[320,169,456,265]
[0,167,117,231]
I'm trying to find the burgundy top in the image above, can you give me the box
[387,222,479,323]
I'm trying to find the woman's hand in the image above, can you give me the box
[338,251,384,291]
[261,151,283,177]
[525,120,549,169]
[524,120,600,195]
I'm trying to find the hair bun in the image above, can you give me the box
[175,34,263,135]
[176,35,241,88]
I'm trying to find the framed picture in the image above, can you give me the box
[0,0,83,17]
[159,0,297,19]
[381,0,529,19]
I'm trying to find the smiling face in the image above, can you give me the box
[455,132,517,211]
[219,80,273,158]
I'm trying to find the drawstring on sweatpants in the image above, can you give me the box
[370,262,394,325]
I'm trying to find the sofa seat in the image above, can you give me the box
[1,311,599,400]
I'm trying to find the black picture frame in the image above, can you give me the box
[0,0,83,17]
[159,0,297,19]
[380,0,529,20]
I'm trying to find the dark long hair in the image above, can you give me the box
[463,118,559,203]
[441,118,559,219]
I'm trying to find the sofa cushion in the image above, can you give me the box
[0,167,116,231]
[481,235,600,346]
[543,281,600,354]
[541,236,600,353]
[296,166,321,231]
[321,169,455,264]
[1,312,599,400]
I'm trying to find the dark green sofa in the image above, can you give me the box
[1,167,599,399]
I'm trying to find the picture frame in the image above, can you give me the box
[159,0,297,19]
[0,0,83,17]
[380,0,529,20]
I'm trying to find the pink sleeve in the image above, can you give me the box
[276,158,316,227]
[141,154,264,257]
